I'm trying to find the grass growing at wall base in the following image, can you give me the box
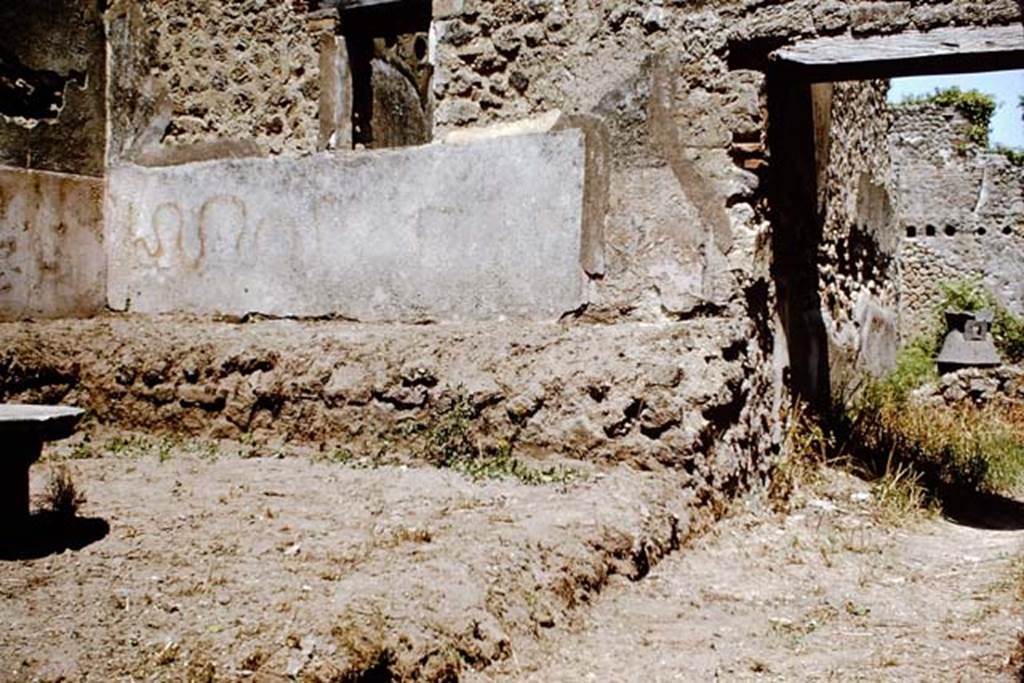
[417,389,579,486]
[777,385,1024,520]
[777,279,1024,516]
[837,388,1024,498]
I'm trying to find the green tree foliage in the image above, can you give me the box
[995,144,1024,167]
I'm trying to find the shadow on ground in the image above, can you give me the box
[940,489,1024,531]
[0,513,109,560]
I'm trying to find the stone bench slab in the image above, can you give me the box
[0,404,85,443]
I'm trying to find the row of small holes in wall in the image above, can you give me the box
[905,225,1014,238]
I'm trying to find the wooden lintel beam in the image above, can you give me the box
[770,25,1024,83]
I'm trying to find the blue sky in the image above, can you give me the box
[888,69,1024,148]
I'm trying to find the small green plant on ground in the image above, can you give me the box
[418,389,579,485]
[105,434,151,458]
[68,436,97,460]
[157,435,177,463]
[418,391,479,469]
[42,464,86,518]
[324,447,355,465]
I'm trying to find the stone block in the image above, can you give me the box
[105,131,586,322]
[812,1,850,34]
[850,2,911,36]
[0,167,106,320]
[432,0,477,19]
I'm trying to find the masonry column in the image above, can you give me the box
[309,8,353,151]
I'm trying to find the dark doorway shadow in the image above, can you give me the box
[0,513,109,560]
[938,489,1024,531]
[766,74,832,413]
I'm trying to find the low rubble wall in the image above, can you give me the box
[0,314,772,492]
[912,366,1024,407]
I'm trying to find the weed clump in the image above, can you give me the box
[419,392,479,469]
[842,370,1024,493]
[768,404,830,511]
[418,389,578,485]
[42,465,86,519]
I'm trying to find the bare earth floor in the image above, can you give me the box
[478,479,1024,682]
[2,439,1022,682]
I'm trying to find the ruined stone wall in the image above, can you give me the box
[433,1,771,323]
[2,0,1020,491]
[106,0,321,165]
[428,0,1019,334]
[0,1,107,176]
[818,81,899,381]
[892,104,1024,340]
[431,0,1021,135]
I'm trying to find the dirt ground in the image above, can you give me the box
[2,437,1022,682]
[477,475,1024,682]
[2,435,695,682]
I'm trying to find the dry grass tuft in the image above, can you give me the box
[773,367,1024,523]
[843,393,1024,499]
[768,403,830,512]
[42,464,86,519]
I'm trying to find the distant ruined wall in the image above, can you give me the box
[892,104,1024,340]
[0,1,107,176]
